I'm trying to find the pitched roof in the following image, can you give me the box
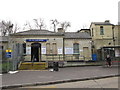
[80,29,90,31]
[10,29,91,39]
[91,22,114,25]
[11,29,64,36]
[64,32,91,39]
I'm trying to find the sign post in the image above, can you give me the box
[6,49,12,72]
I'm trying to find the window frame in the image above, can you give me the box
[73,43,79,54]
[100,26,104,35]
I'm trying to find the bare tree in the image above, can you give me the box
[60,21,71,32]
[0,21,7,36]
[13,24,20,33]
[51,19,59,32]
[0,20,13,36]
[33,18,46,30]
[23,21,32,30]
[0,20,20,36]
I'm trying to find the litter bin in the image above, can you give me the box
[53,62,59,71]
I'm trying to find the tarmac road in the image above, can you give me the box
[2,66,119,89]
[21,76,119,88]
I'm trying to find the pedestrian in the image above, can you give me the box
[106,55,112,67]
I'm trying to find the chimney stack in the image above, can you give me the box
[57,28,64,33]
[105,20,110,23]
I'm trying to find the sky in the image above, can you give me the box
[0,0,119,32]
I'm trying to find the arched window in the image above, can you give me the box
[73,43,79,54]
[100,26,104,35]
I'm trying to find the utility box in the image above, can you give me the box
[92,54,97,61]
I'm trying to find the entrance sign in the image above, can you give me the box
[65,47,73,54]
[26,39,48,42]
[42,47,46,54]
[26,47,31,55]
[58,48,62,54]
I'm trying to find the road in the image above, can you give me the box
[21,76,119,88]
[2,66,118,87]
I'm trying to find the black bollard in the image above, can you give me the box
[53,62,59,71]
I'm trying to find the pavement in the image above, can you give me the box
[1,65,120,89]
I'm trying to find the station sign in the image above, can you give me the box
[26,39,48,42]
[6,50,12,58]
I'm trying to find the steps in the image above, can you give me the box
[18,62,47,70]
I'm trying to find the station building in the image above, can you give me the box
[9,28,92,62]
[90,20,120,60]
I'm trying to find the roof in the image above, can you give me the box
[10,29,91,39]
[10,29,64,36]
[80,29,90,31]
[64,32,91,39]
[91,22,114,25]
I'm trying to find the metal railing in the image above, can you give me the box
[1,43,24,72]
[41,54,92,61]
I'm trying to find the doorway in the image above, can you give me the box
[83,47,89,60]
[31,43,41,62]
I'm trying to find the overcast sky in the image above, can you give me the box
[0,0,119,32]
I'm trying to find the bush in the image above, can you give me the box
[1,61,12,73]
[2,63,8,73]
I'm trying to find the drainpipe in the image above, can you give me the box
[112,25,115,46]
[63,36,65,61]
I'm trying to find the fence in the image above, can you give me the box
[41,54,91,61]
[1,43,24,72]
[101,46,120,67]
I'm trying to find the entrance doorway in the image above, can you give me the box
[31,43,41,62]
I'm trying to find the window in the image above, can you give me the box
[16,43,20,55]
[23,43,26,54]
[52,43,57,55]
[0,46,3,50]
[92,28,94,36]
[100,26,104,35]
[46,43,50,55]
[73,43,79,54]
